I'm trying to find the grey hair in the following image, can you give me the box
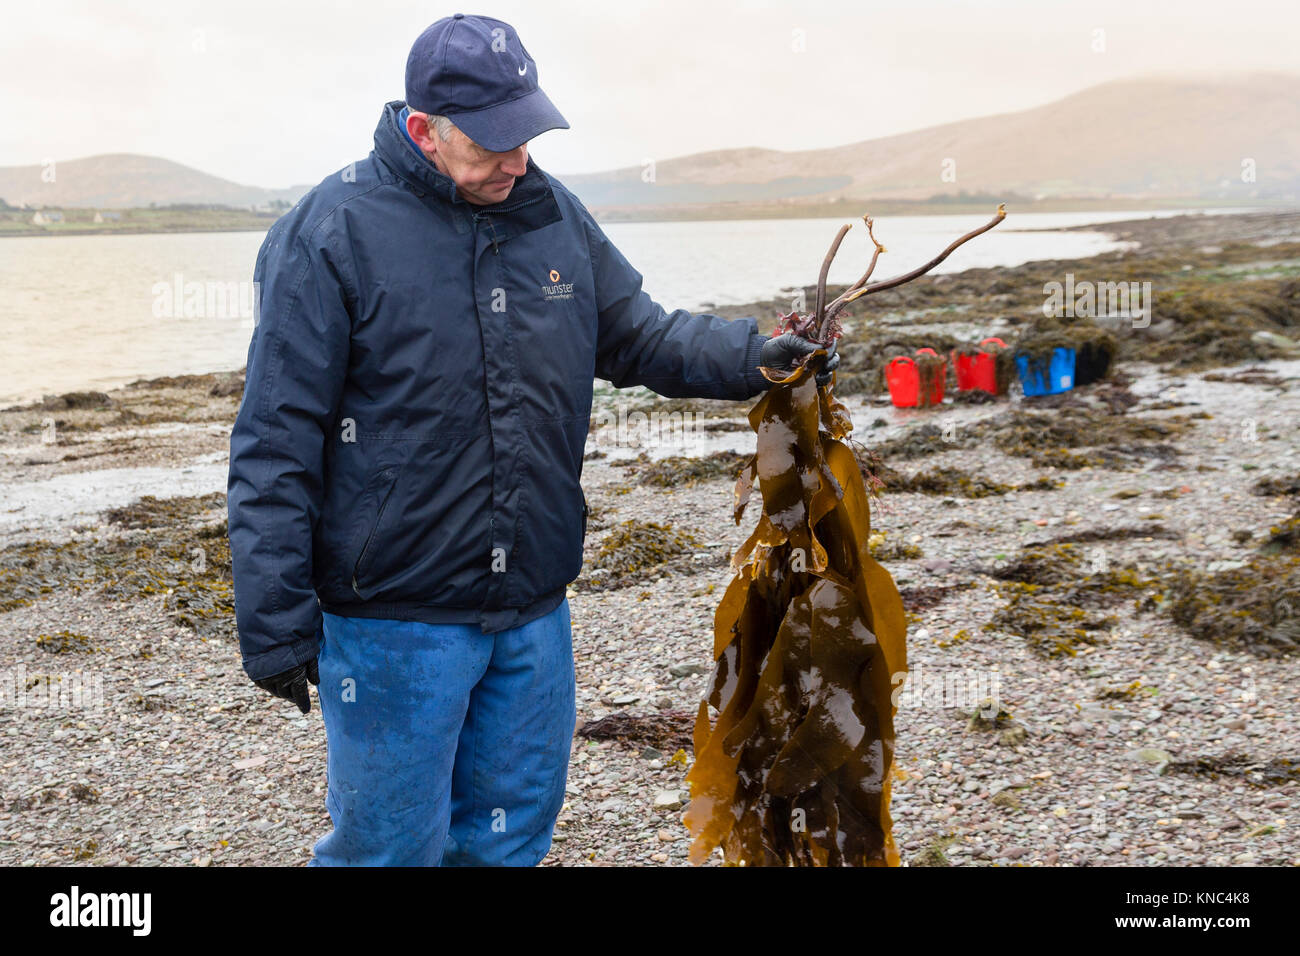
[427,114,457,143]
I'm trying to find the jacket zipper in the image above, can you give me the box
[468,191,549,607]
[351,469,399,598]
[472,193,548,255]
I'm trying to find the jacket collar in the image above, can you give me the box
[373,99,561,236]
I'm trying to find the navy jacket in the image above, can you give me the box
[228,101,771,680]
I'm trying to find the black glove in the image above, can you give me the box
[760,333,840,387]
[253,658,320,714]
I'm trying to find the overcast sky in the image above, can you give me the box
[3,0,1298,188]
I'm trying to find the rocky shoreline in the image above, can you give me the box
[1,209,1298,867]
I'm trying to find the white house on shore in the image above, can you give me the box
[31,210,64,225]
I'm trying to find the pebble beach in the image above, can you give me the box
[2,209,1298,867]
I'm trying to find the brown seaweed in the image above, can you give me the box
[684,207,1005,866]
[576,712,696,752]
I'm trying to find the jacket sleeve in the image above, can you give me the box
[227,220,351,681]
[580,208,772,400]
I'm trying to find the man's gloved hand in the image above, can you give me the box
[760,333,841,387]
[253,659,320,714]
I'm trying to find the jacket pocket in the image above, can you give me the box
[350,464,402,599]
[580,487,589,542]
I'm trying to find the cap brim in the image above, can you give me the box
[445,87,570,153]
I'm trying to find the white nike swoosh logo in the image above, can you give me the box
[518,63,528,76]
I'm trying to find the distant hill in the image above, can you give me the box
[0,153,309,210]
[560,73,1300,210]
[3,74,1296,215]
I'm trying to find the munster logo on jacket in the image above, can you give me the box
[541,267,574,301]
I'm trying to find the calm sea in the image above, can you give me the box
[0,208,1248,405]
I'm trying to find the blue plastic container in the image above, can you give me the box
[1015,347,1076,396]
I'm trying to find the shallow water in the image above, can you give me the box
[0,208,1252,405]
[0,450,228,540]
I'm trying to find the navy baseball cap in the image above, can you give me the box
[404,13,570,153]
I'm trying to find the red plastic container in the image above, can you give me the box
[886,348,946,408]
[952,337,1007,395]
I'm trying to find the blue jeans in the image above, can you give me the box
[309,600,576,866]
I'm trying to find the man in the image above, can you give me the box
[228,13,839,867]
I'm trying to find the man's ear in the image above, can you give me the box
[406,111,439,156]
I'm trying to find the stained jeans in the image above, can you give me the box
[309,600,576,866]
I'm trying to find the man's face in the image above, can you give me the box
[407,111,528,206]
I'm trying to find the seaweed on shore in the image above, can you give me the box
[711,233,1300,378]
[1203,368,1289,386]
[1142,277,1300,369]
[575,519,704,592]
[1025,524,1181,547]
[865,422,971,463]
[869,531,923,561]
[1162,753,1300,787]
[0,493,234,637]
[1159,554,1300,657]
[31,391,116,411]
[686,207,1005,867]
[997,510,1300,658]
[35,630,96,654]
[629,451,751,488]
[874,465,1063,498]
[984,542,1159,657]
[864,406,1194,472]
[985,583,1117,657]
[103,492,227,530]
[986,408,1191,470]
[898,582,975,612]
[576,711,696,752]
[1263,511,1300,551]
[684,355,909,865]
[0,372,245,441]
[0,539,93,613]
